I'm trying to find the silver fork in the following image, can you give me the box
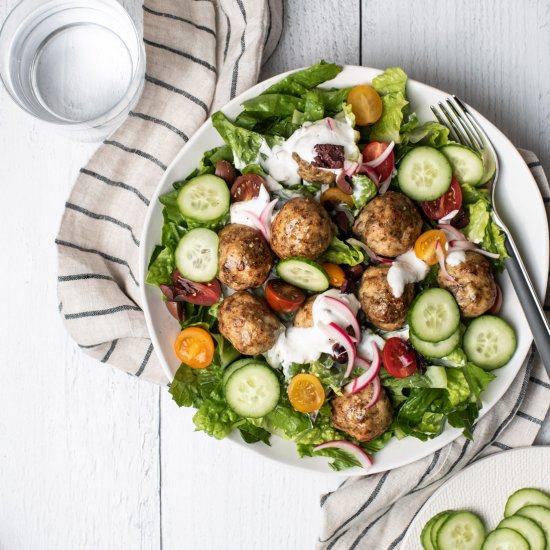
[431,96,550,374]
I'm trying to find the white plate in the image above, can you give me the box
[401,446,550,549]
[139,65,549,475]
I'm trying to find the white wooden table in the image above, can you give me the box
[1,1,549,549]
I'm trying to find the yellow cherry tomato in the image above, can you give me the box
[347,84,383,125]
[174,327,214,369]
[320,187,355,209]
[288,373,325,413]
[414,230,448,266]
[322,262,346,288]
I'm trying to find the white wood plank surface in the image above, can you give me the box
[1,1,549,549]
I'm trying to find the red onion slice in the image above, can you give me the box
[240,210,268,241]
[320,322,356,378]
[346,238,393,264]
[343,161,360,177]
[363,141,395,168]
[260,199,278,240]
[326,117,335,131]
[357,163,380,185]
[488,282,503,314]
[336,170,354,194]
[438,209,459,224]
[343,343,381,394]
[323,296,361,342]
[435,241,456,282]
[365,376,382,409]
[313,440,373,469]
[448,240,501,259]
[378,173,393,194]
[437,224,467,241]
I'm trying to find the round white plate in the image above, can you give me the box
[401,446,550,549]
[139,65,549,475]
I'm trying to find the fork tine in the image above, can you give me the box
[446,98,483,151]
[437,101,474,149]
[431,105,460,142]
[450,95,487,148]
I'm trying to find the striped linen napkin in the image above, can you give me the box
[55,0,282,383]
[318,151,550,550]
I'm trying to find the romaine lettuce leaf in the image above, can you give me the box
[319,234,365,266]
[297,444,363,472]
[193,398,241,439]
[402,120,450,147]
[445,368,471,406]
[352,174,378,211]
[372,67,407,95]
[240,94,305,119]
[146,246,176,286]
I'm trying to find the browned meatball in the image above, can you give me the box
[331,384,393,442]
[438,251,497,318]
[352,191,423,257]
[293,295,317,327]
[270,197,333,259]
[359,264,414,330]
[218,224,273,290]
[218,291,282,355]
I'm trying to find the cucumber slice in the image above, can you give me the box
[479,148,497,186]
[431,511,455,549]
[441,144,484,186]
[397,146,453,201]
[421,511,450,550]
[505,488,550,517]
[437,511,485,550]
[498,516,546,550]
[424,365,448,388]
[225,363,280,418]
[175,228,219,282]
[410,327,462,358]
[276,258,329,292]
[177,174,230,222]
[463,316,517,370]
[409,288,461,343]
[516,505,550,543]
[481,528,529,550]
[223,358,262,385]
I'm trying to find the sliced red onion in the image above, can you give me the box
[346,238,393,264]
[357,163,380,185]
[313,440,373,469]
[323,296,361,342]
[344,343,381,394]
[343,161,360,177]
[336,170,353,194]
[365,376,382,409]
[363,141,395,168]
[378,173,393,194]
[240,210,268,241]
[438,209,459,224]
[488,283,503,314]
[437,224,466,241]
[320,322,356,378]
[326,117,335,131]
[435,241,456,282]
[448,240,501,259]
[260,199,278,240]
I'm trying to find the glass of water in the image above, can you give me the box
[0,0,145,139]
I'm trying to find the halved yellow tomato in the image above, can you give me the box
[347,84,383,125]
[321,262,346,288]
[288,373,325,413]
[174,327,214,369]
[414,230,448,266]
[320,187,355,208]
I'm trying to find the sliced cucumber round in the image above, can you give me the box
[177,174,230,223]
[421,511,451,550]
[498,516,546,550]
[276,258,329,292]
[430,512,455,549]
[424,366,448,388]
[409,288,461,343]
[479,148,497,186]
[175,228,219,282]
[437,511,485,550]
[397,146,453,201]
[516,505,550,543]
[225,363,280,418]
[441,144,484,186]
[463,315,517,370]
[505,488,550,517]
[410,327,462,358]
[481,527,529,550]
[223,358,262,385]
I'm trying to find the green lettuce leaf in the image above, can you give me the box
[297,444,363,471]
[445,368,471,406]
[372,67,407,95]
[146,246,176,286]
[463,199,490,244]
[193,399,241,439]
[238,423,271,445]
[249,397,311,439]
[402,120,450,147]
[319,234,365,266]
[352,174,378,211]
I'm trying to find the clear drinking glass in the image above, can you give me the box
[0,0,145,140]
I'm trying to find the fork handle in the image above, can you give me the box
[504,238,550,376]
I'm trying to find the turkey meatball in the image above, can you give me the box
[218,291,282,355]
[218,224,273,290]
[270,197,332,259]
[331,384,393,442]
[359,264,414,330]
[352,191,423,257]
[293,295,317,327]
[437,251,497,318]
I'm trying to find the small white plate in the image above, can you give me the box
[401,446,550,549]
[139,66,549,475]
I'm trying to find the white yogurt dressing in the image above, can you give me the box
[265,289,361,374]
[387,249,430,298]
[445,250,466,266]
[261,117,359,185]
[230,184,272,228]
[356,329,386,361]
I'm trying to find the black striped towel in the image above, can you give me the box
[318,152,550,550]
[55,0,283,383]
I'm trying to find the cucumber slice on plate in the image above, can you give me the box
[410,327,462,358]
[440,144,484,186]
[424,365,448,388]
[177,174,230,223]
[225,363,281,418]
[421,511,452,550]
[430,512,455,549]
[409,288,461,343]
[223,357,262,385]
[276,258,329,292]
[516,505,550,543]
[479,148,497,185]
[397,146,453,201]
[463,315,517,370]
[481,527,530,550]
[498,516,546,550]
[505,488,550,517]
[175,227,219,282]
[437,511,485,550]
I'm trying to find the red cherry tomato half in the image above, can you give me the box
[230,174,266,202]
[382,337,417,378]
[421,177,463,221]
[170,274,222,306]
[265,279,307,314]
[362,141,395,182]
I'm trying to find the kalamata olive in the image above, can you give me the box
[339,279,357,295]
[451,208,470,229]
[331,210,351,235]
[215,159,236,185]
[165,301,185,322]
[335,170,353,194]
[343,263,364,281]
[172,275,222,306]
[331,343,348,364]
[160,284,175,301]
